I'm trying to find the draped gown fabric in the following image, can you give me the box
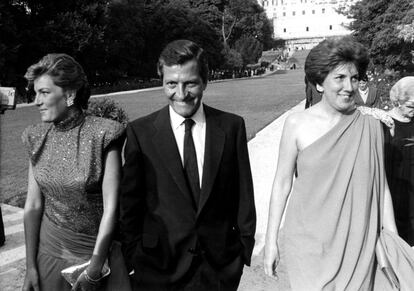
[22,114,125,290]
[276,110,385,290]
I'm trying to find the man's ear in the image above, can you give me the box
[316,84,324,93]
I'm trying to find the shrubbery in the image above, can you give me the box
[91,79,162,95]
[368,70,413,109]
[86,97,128,127]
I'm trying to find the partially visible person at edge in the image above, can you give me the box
[119,39,256,290]
[263,37,410,290]
[354,74,381,108]
[21,54,127,291]
[384,76,414,246]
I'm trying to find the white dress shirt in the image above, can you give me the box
[359,88,369,103]
[169,104,206,187]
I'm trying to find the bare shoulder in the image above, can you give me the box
[285,109,319,129]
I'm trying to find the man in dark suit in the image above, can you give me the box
[354,75,381,108]
[120,39,256,290]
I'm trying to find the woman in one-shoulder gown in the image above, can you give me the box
[264,37,414,291]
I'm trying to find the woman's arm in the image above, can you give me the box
[88,145,121,278]
[263,114,299,277]
[73,144,121,290]
[22,162,44,291]
[382,180,398,234]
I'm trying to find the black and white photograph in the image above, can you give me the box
[1,0,413,290]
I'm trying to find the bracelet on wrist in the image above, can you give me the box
[83,269,103,284]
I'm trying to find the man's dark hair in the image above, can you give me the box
[359,74,368,82]
[305,36,369,87]
[157,39,209,84]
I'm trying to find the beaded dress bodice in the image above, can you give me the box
[22,111,124,235]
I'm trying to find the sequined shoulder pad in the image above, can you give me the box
[84,116,125,149]
[21,123,53,159]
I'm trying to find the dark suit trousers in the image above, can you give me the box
[131,254,244,291]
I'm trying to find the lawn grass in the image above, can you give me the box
[0,70,305,207]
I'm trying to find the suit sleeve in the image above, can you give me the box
[371,87,381,108]
[236,118,256,266]
[119,124,145,271]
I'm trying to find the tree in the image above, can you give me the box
[0,0,109,99]
[234,35,263,65]
[346,0,414,71]
[397,21,414,43]
[101,0,146,81]
[0,1,28,92]
[222,47,243,69]
[219,0,272,49]
[141,1,224,76]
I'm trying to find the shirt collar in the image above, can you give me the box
[169,103,205,130]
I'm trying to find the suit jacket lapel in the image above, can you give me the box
[152,106,194,205]
[367,88,376,106]
[198,105,225,215]
[355,90,364,105]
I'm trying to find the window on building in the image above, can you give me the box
[283,12,286,16]
[312,10,315,14]
[329,25,332,30]
[322,8,325,13]
[306,27,309,31]
[302,10,305,15]
[283,28,286,32]
[292,11,296,16]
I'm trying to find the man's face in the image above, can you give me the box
[162,59,207,118]
[358,80,368,91]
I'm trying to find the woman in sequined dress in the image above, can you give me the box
[22,54,126,291]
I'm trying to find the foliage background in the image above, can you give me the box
[343,0,414,72]
[0,0,274,102]
[339,0,414,107]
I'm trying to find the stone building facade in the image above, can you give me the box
[258,0,359,50]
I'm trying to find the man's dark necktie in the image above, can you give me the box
[183,119,200,206]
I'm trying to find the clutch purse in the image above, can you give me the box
[61,259,111,286]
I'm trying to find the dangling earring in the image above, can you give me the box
[66,96,74,107]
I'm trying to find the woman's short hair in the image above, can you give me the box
[305,36,369,87]
[25,54,90,109]
[389,76,414,104]
[157,39,209,84]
